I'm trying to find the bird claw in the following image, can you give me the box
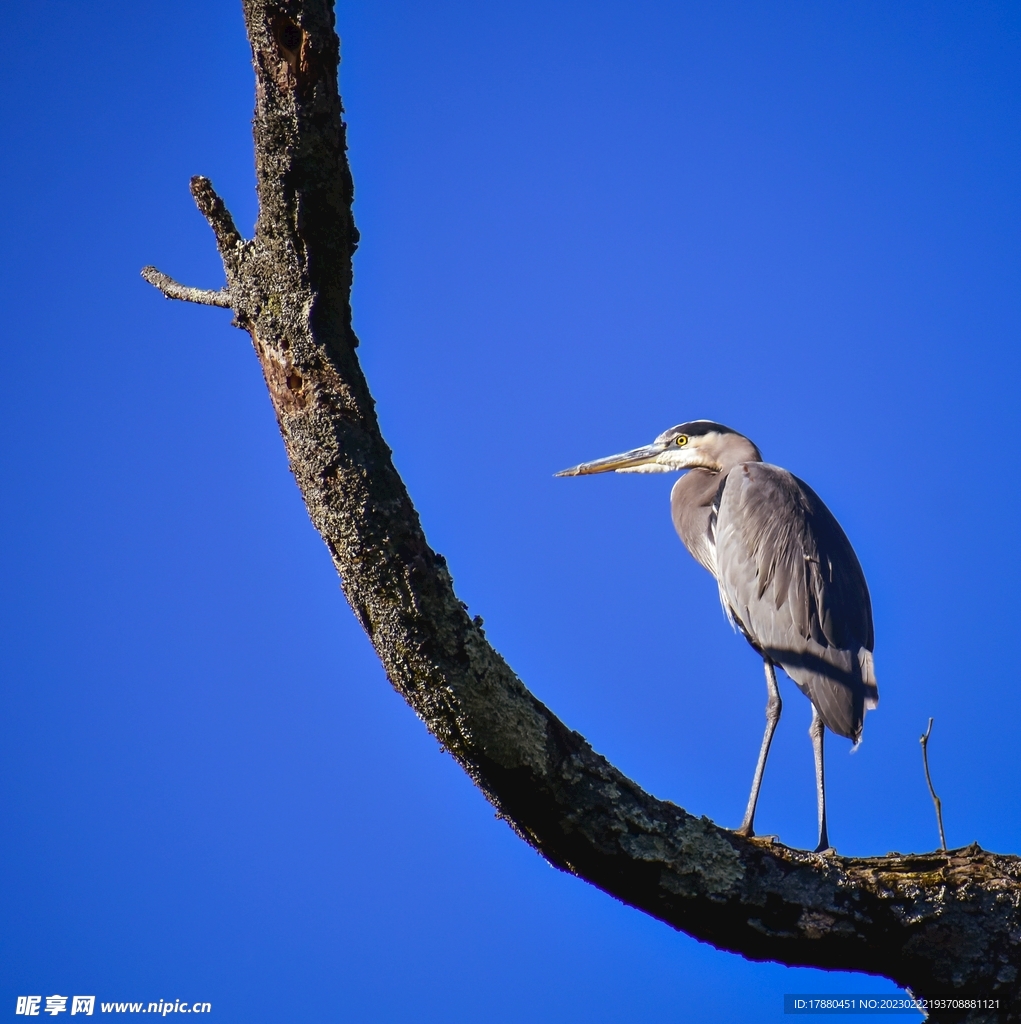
[748,834,780,846]
[736,831,780,846]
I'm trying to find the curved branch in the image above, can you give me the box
[142,2,1021,1020]
[140,266,232,308]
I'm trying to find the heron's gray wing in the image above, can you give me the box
[713,462,877,740]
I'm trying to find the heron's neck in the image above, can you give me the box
[670,470,724,574]
[670,436,762,574]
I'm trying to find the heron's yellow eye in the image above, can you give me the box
[675,435,689,447]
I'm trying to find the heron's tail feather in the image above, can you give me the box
[774,651,869,741]
[802,672,866,742]
[859,648,879,710]
[769,644,876,742]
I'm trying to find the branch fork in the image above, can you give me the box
[141,177,244,310]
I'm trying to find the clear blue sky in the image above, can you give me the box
[2,1,1019,1020]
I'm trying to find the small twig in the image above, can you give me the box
[920,717,947,852]
[189,175,244,258]
[140,266,233,308]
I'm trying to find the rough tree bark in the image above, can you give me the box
[141,2,1021,1019]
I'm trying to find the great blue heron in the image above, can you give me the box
[557,420,877,853]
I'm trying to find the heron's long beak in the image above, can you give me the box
[555,443,663,477]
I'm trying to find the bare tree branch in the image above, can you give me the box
[140,266,232,308]
[922,718,949,853]
[142,2,1021,1020]
[189,175,245,264]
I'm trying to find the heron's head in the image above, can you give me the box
[555,420,761,477]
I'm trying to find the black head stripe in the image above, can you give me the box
[659,420,741,445]
[671,420,739,438]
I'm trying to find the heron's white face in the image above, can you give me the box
[556,421,747,477]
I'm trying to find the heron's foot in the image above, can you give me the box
[735,823,754,838]
[814,843,837,855]
[741,833,780,847]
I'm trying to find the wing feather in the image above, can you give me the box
[714,462,877,740]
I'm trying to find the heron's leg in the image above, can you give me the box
[810,704,831,853]
[736,661,782,837]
